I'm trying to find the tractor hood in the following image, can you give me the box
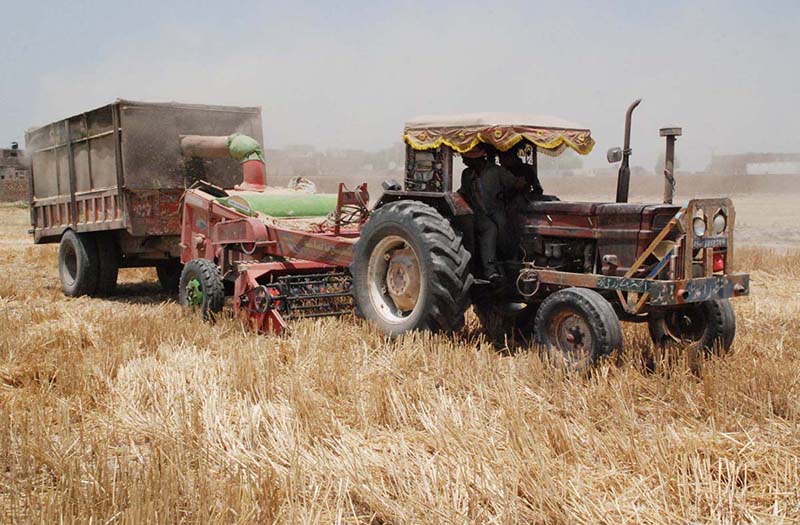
[403,112,594,156]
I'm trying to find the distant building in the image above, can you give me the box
[0,143,28,181]
[709,153,800,176]
[0,143,29,201]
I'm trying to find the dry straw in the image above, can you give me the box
[0,205,798,524]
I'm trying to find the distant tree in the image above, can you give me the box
[654,152,680,175]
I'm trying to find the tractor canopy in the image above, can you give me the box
[403,113,595,157]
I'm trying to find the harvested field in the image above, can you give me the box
[1,197,799,523]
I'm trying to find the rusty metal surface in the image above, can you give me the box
[532,268,749,306]
[522,201,682,270]
[180,188,359,274]
[179,135,230,159]
[119,100,262,190]
[127,190,183,237]
[26,100,262,244]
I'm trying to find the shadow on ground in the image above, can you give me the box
[103,282,176,305]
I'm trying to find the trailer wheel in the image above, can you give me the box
[94,233,119,296]
[156,258,183,293]
[351,200,473,336]
[533,288,623,370]
[178,259,224,321]
[647,299,736,354]
[58,230,99,297]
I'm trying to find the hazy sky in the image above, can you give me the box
[1,0,797,170]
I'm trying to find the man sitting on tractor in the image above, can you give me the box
[458,145,526,282]
[498,143,545,199]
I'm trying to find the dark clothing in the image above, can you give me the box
[458,166,481,211]
[459,163,523,278]
[477,164,527,212]
[506,163,544,199]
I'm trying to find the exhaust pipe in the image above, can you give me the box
[659,127,682,204]
[180,133,266,191]
[615,99,642,203]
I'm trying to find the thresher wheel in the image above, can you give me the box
[647,299,736,354]
[533,288,623,370]
[351,200,473,336]
[178,258,225,321]
[58,229,99,297]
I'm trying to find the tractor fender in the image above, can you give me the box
[373,190,472,219]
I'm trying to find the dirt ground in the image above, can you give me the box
[1,196,799,523]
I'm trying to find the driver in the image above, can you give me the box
[498,144,544,199]
[459,145,525,282]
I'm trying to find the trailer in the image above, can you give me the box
[25,99,263,295]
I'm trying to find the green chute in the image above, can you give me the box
[227,134,264,163]
[217,192,338,218]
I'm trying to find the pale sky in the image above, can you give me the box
[1,0,798,170]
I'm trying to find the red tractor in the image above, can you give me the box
[178,101,749,368]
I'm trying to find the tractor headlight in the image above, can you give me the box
[693,215,706,237]
[712,211,727,235]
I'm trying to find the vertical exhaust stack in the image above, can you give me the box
[659,127,682,204]
[615,99,642,203]
[180,133,267,191]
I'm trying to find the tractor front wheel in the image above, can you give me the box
[647,299,736,354]
[351,200,473,336]
[178,259,225,320]
[533,288,623,370]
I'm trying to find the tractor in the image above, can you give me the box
[177,100,749,368]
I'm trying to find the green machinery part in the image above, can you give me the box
[227,134,264,163]
[217,192,338,218]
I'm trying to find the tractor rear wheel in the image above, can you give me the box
[647,299,736,354]
[351,200,473,336]
[156,258,183,293]
[58,229,99,297]
[533,288,623,370]
[178,259,225,321]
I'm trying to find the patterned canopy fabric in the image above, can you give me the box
[403,113,595,157]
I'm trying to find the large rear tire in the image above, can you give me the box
[533,288,623,370]
[351,200,473,336]
[647,299,736,354]
[94,233,119,296]
[178,259,225,321]
[58,230,99,297]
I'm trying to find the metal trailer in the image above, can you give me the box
[25,99,263,294]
